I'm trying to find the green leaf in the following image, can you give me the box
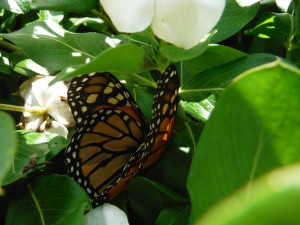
[5,174,91,225]
[30,0,98,13]
[188,60,300,223]
[160,31,215,62]
[180,94,217,122]
[195,164,300,225]
[45,134,68,160]
[0,112,17,191]
[135,87,153,121]
[53,44,156,82]
[1,20,110,71]
[144,143,193,197]
[15,59,51,76]
[66,17,104,32]
[245,12,292,38]
[37,10,64,23]
[0,0,31,14]
[0,51,11,74]
[3,131,67,185]
[156,205,190,225]
[118,28,167,69]
[211,0,260,43]
[180,53,278,102]
[127,177,188,224]
[183,45,247,75]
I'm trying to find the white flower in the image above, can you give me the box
[100,0,225,49]
[276,0,292,12]
[84,203,129,225]
[19,76,75,138]
[39,119,69,139]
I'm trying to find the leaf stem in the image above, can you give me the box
[0,39,20,51]
[90,8,119,34]
[130,73,157,88]
[28,184,46,225]
[184,121,196,152]
[179,88,225,93]
[0,104,47,115]
[180,61,183,87]
[124,36,153,47]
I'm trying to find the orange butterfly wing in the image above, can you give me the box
[65,66,179,206]
[142,65,179,168]
[101,66,179,202]
[65,72,148,205]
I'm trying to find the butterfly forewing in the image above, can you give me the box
[68,72,148,128]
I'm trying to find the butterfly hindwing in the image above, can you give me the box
[139,65,179,169]
[65,108,145,205]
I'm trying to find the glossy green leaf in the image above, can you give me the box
[15,59,50,76]
[118,28,167,70]
[211,0,260,43]
[5,174,91,225]
[135,87,153,121]
[66,17,104,32]
[188,60,300,223]
[3,131,67,185]
[2,20,110,71]
[53,44,156,82]
[0,0,31,14]
[30,0,98,13]
[127,177,188,224]
[38,10,64,23]
[245,12,292,38]
[145,143,192,197]
[0,112,17,190]
[156,204,190,225]
[183,45,247,75]
[180,94,217,122]
[0,51,11,74]
[180,53,278,102]
[195,164,300,225]
[160,31,215,62]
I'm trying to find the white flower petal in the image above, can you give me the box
[23,114,44,131]
[276,0,292,12]
[84,203,129,225]
[47,96,75,127]
[100,0,155,32]
[32,76,68,107]
[19,77,43,107]
[39,120,68,139]
[152,0,225,49]
[19,76,75,130]
[29,76,55,106]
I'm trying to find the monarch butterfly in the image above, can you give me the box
[65,65,179,206]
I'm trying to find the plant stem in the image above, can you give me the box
[179,88,225,93]
[0,104,47,115]
[0,39,20,51]
[130,73,157,88]
[28,185,46,225]
[90,8,119,34]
